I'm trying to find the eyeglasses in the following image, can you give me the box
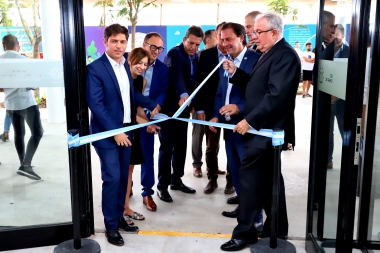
[145,42,164,52]
[251,29,273,37]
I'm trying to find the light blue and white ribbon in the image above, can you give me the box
[68,59,285,148]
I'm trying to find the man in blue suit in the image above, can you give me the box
[209,23,261,221]
[86,24,160,246]
[139,32,169,211]
[157,26,204,202]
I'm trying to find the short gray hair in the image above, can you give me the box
[323,10,335,24]
[256,12,283,37]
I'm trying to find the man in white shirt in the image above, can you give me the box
[302,42,315,98]
[86,24,159,246]
[1,34,43,181]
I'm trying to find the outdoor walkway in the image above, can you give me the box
[5,92,320,253]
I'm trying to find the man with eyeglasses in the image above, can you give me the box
[220,12,300,251]
[157,26,204,203]
[138,32,169,212]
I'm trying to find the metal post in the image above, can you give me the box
[251,129,296,253]
[54,130,100,253]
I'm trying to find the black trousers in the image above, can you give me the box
[232,146,288,241]
[7,105,44,165]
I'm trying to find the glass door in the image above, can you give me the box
[306,0,374,252]
[0,0,93,250]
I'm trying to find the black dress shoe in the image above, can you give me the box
[222,206,239,218]
[220,239,248,251]
[170,182,196,193]
[157,189,173,202]
[105,229,124,246]
[227,195,239,204]
[118,218,139,232]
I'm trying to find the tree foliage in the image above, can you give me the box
[93,0,114,27]
[0,0,13,26]
[267,0,298,21]
[15,0,42,59]
[117,0,156,49]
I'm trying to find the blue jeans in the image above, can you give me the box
[4,112,11,132]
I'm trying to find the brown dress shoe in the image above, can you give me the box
[193,167,202,178]
[217,169,226,175]
[143,195,157,211]
[224,182,235,194]
[204,179,218,194]
[327,161,333,169]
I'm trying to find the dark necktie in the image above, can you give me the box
[189,55,195,83]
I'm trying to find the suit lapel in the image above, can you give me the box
[249,38,284,77]
[239,50,249,71]
[101,53,122,100]
[150,63,158,98]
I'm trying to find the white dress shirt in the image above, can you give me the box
[105,53,131,123]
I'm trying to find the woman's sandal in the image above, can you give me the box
[127,211,145,221]
[123,215,134,225]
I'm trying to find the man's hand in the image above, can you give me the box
[247,39,255,48]
[150,104,161,119]
[209,117,219,133]
[114,133,132,146]
[178,96,191,107]
[331,95,338,104]
[147,124,160,134]
[197,112,206,121]
[233,119,250,135]
[220,104,240,116]
[223,58,237,76]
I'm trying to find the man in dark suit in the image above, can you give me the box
[139,32,169,211]
[86,24,160,246]
[192,22,229,194]
[157,26,204,202]
[192,28,222,180]
[220,13,301,251]
[209,23,261,220]
[328,23,349,169]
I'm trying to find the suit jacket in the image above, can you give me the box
[213,49,260,125]
[148,59,169,107]
[337,44,349,58]
[194,46,220,120]
[86,53,157,149]
[230,38,301,149]
[163,43,198,117]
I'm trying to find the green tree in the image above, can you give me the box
[15,0,41,59]
[267,0,298,21]
[0,0,13,26]
[93,0,114,27]
[117,0,156,49]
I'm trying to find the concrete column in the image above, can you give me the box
[40,0,65,123]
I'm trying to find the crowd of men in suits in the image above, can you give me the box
[86,10,301,252]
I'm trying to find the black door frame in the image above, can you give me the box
[0,0,93,251]
[306,0,380,252]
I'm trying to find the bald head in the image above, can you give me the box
[2,34,19,51]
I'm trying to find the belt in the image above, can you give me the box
[123,122,133,127]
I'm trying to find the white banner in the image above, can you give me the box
[317,59,348,100]
[0,59,64,88]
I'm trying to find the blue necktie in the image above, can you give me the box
[189,55,195,83]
